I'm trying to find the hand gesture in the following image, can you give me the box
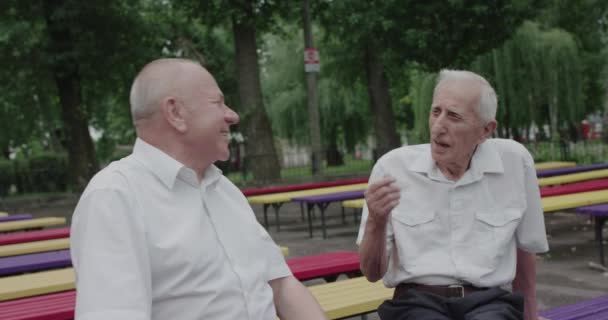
[364,176,401,226]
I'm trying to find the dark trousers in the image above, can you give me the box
[378,287,523,320]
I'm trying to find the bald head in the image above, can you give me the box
[129,58,210,123]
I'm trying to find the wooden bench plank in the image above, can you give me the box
[0,291,75,320]
[540,294,608,320]
[247,183,368,204]
[538,169,608,187]
[0,268,74,302]
[0,238,70,258]
[0,218,66,233]
[0,214,33,223]
[309,277,393,319]
[0,212,8,217]
[542,189,608,213]
[0,227,70,246]
[535,161,576,171]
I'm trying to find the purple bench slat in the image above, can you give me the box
[292,190,365,204]
[292,190,365,238]
[575,203,608,216]
[0,214,33,223]
[537,163,608,178]
[540,295,608,319]
[0,250,71,276]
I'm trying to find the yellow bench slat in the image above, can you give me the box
[0,238,70,257]
[342,199,364,209]
[309,277,393,319]
[535,161,576,171]
[0,217,66,232]
[538,169,608,187]
[0,212,8,217]
[247,183,368,204]
[0,268,75,302]
[542,189,608,212]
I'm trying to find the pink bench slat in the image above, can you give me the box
[0,228,70,246]
[540,178,608,198]
[241,178,368,196]
[0,291,75,320]
[287,251,360,281]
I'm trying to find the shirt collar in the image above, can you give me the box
[132,138,223,189]
[408,140,504,178]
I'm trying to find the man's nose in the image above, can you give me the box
[225,105,239,125]
[431,114,447,135]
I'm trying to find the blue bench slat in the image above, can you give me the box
[0,250,71,276]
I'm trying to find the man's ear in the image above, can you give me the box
[161,97,188,133]
[479,120,497,143]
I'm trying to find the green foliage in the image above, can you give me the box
[0,159,13,196]
[27,152,68,193]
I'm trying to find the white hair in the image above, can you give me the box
[129,58,200,122]
[435,69,497,124]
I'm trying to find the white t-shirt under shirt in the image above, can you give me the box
[71,138,291,320]
[357,138,549,288]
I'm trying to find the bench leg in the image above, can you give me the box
[341,206,346,224]
[272,203,283,232]
[307,204,314,238]
[320,202,331,239]
[263,204,270,229]
[300,202,305,221]
[595,216,606,267]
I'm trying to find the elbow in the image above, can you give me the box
[360,262,384,283]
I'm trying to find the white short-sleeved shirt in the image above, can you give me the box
[71,138,291,320]
[357,139,549,288]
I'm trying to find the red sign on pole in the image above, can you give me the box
[304,48,320,72]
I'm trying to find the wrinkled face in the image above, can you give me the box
[181,67,239,162]
[429,80,491,167]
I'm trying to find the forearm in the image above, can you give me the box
[359,219,389,282]
[270,276,327,320]
[512,249,538,320]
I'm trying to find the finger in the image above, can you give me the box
[366,176,396,194]
[367,183,400,204]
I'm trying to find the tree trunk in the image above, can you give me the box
[325,126,343,167]
[232,10,280,181]
[363,43,400,160]
[43,0,98,191]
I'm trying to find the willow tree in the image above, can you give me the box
[472,22,584,140]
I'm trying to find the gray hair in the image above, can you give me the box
[129,58,200,122]
[435,69,497,124]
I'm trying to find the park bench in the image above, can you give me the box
[574,204,608,269]
[0,214,32,223]
[0,238,70,258]
[0,217,66,233]
[0,227,70,246]
[0,212,8,217]
[292,190,365,238]
[0,276,392,320]
[247,183,368,231]
[537,163,608,178]
[535,161,576,171]
[539,294,608,320]
[241,178,367,197]
[538,169,608,187]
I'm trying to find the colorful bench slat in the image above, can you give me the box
[0,290,75,320]
[0,268,75,302]
[542,189,608,213]
[540,294,608,320]
[310,277,394,319]
[0,212,8,217]
[0,218,66,233]
[0,214,33,223]
[0,250,71,276]
[286,251,360,282]
[540,178,608,197]
[241,178,368,197]
[535,161,576,171]
[538,169,608,187]
[0,238,70,258]
[537,163,608,178]
[0,227,70,246]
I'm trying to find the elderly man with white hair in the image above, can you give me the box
[70,58,327,320]
[358,70,549,320]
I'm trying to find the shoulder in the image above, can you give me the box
[80,156,139,198]
[485,138,534,167]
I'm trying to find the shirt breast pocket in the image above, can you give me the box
[391,209,441,269]
[473,208,523,266]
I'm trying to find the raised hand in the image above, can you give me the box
[364,176,401,226]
